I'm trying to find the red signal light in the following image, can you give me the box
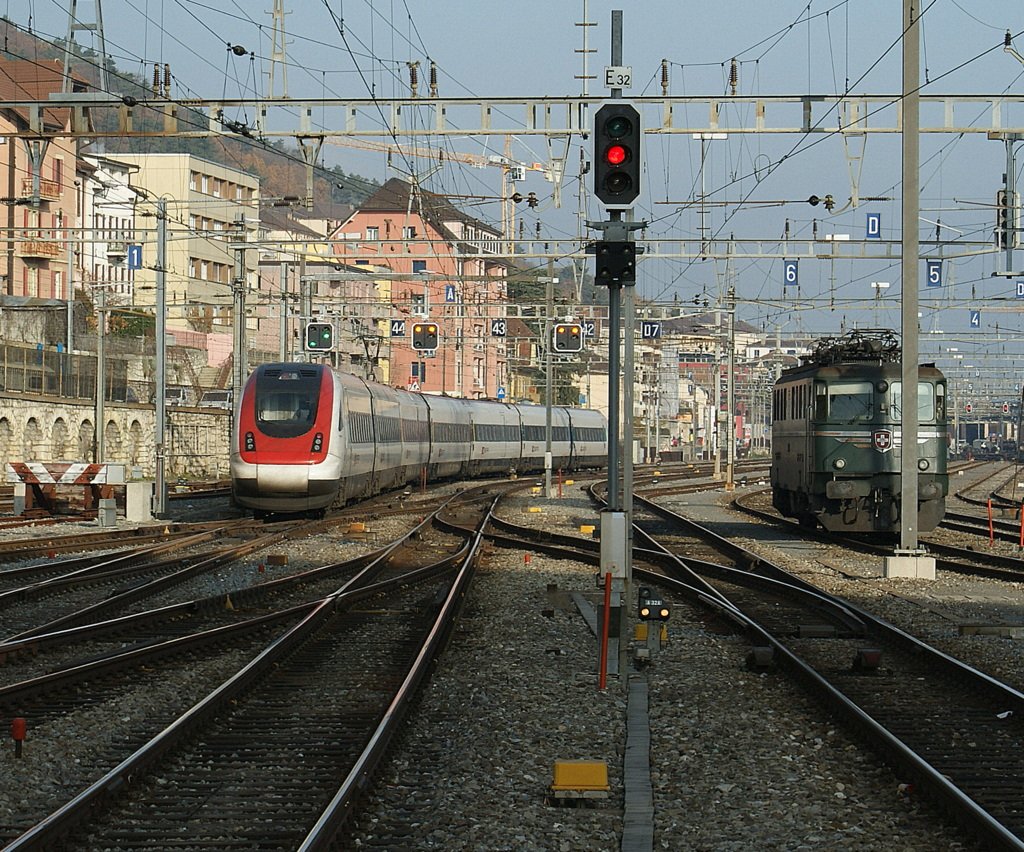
[605,144,627,166]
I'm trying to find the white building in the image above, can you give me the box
[77,154,140,307]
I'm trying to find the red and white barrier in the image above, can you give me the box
[6,462,125,485]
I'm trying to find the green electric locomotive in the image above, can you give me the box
[771,330,948,532]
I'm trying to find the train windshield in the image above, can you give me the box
[890,382,941,422]
[253,368,321,437]
[823,381,874,421]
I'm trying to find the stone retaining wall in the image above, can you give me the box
[0,392,231,480]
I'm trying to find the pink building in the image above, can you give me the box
[0,60,79,300]
[331,178,508,398]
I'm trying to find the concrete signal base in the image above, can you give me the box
[883,551,936,579]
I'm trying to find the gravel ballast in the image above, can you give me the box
[1,479,1017,849]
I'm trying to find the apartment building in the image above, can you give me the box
[76,154,140,308]
[110,153,260,335]
[0,59,78,300]
[331,178,508,398]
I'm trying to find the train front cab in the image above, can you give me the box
[797,371,947,532]
[232,364,342,514]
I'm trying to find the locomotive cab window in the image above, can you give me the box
[824,381,873,421]
[890,382,940,422]
[254,369,321,437]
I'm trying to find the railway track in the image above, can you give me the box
[628,490,1024,849]
[0,485,501,849]
[489,482,1024,849]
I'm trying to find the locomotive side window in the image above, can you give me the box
[827,382,873,421]
[814,383,828,419]
[890,382,938,422]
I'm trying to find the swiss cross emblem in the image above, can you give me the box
[872,429,893,452]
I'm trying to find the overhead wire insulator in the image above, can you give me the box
[661,59,669,97]
[407,61,419,98]
[729,58,738,96]
[163,63,171,98]
[152,63,160,97]
[429,61,438,98]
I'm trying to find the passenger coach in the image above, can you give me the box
[231,363,609,516]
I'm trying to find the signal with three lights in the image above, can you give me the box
[593,102,642,209]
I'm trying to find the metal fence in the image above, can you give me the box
[0,343,142,404]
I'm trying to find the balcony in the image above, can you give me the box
[19,177,62,201]
[18,239,62,259]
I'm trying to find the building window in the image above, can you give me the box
[412,260,427,273]
[366,226,379,240]
[189,172,198,191]
[402,226,416,239]
[201,175,209,194]
[200,260,209,280]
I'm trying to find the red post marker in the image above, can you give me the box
[557,468,563,499]
[524,553,532,565]
[988,499,995,546]
[257,563,265,573]
[598,573,612,691]
[11,717,26,758]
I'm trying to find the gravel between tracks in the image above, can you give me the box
[1,480,1015,849]
[348,482,991,851]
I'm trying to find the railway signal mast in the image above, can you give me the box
[587,10,648,685]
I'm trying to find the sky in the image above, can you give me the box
[14,0,1024,384]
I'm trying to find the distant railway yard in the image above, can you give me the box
[0,461,1022,849]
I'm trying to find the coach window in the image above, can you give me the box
[827,382,873,421]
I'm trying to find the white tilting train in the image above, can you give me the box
[230,363,609,517]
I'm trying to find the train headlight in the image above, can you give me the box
[311,432,324,453]
[833,458,846,470]
[918,458,929,471]
[876,380,889,393]
[244,431,255,452]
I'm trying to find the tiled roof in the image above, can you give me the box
[359,177,500,237]
[0,59,75,130]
